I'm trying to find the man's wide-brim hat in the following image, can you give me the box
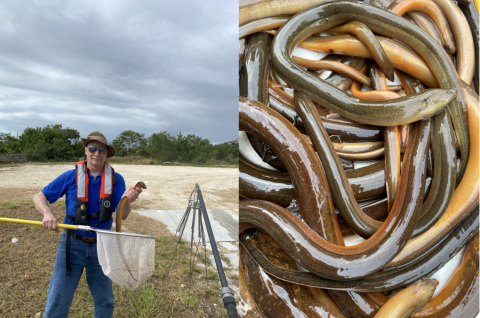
[81,131,116,158]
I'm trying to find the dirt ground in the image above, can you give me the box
[0,163,239,215]
[0,163,239,317]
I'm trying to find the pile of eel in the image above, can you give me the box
[238,0,479,317]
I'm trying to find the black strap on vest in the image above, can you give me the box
[66,229,72,276]
[66,214,76,276]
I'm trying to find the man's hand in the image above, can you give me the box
[34,192,60,232]
[119,186,143,220]
[42,210,60,232]
[122,186,143,203]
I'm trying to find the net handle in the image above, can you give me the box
[0,217,156,239]
[0,217,78,229]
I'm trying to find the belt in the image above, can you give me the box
[69,231,97,244]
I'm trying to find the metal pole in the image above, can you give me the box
[197,204,202,240]
[189,202,196,250]
[195,184,238,318]
[177,202,192,242]
[198,207,206,246]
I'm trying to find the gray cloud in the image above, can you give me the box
[0,0,238,144]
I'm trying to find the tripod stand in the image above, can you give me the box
[172,183,238,318]
[175,190,206,250]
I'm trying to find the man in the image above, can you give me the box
[33,131,142,318]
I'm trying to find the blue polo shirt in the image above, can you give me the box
[42,168,126,237]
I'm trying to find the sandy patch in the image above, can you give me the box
[0,164,239,214]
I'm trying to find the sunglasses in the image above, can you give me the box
[88,145,107,155]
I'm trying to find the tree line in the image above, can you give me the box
[0,125,238,165]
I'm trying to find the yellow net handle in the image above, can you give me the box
[0,217,79,230]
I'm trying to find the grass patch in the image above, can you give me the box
[205,269,219,281]
[0,200,33,208]
[179,292,199,311]
[125,286,170,318]
[31,258,42,269]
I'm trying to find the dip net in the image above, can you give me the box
[96,229,156,291]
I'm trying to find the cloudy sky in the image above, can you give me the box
[0,0,238,144]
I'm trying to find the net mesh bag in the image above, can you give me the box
[97,231,156,291]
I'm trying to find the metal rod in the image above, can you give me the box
[195,184,238,318]
[177,204,192,242]
[190,202,196,250]
[197,203,202,239]
[177,197,193,234]
[198,206,206,246]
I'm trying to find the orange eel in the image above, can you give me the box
[300,35,439,88]
[387,0,455,55]
[239,0,332,26]
[322,21,395,81]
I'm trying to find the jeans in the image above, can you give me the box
[43,231,114,318]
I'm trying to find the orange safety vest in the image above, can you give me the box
[74,160,114,226]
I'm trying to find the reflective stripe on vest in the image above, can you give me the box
[77,161,88,201]
[76,160,113,201]
[102,163,112,196]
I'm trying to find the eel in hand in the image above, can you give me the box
[116,181,147,281]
